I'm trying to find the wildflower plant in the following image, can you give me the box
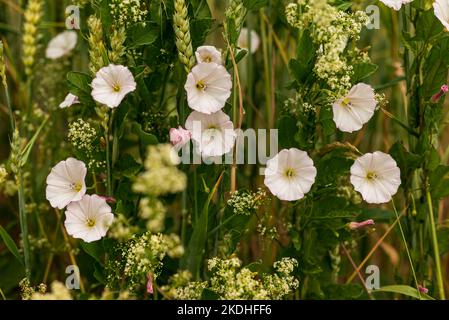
[0,0,449,302]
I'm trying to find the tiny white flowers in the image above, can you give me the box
[46,158,87,209]
[264,148,317,201]
[91,64,137,108]
[350,151,401,204]
[434,0,449,30]
[380,0,413,11]
[59,93,79,109]
[45,31,78,60]
[238,28,261,54]
[64,194,114,243]
[184,62,232,114]
[195,46,222,65]
[332,83,377,133]
[185,110,236,157]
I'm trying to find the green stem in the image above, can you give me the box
[391,199,420,298]
[260,9,272,129]
[425,185,446,300]
[105,111,113,197]
[18,171,30,279]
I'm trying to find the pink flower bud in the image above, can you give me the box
[418,285,428,294]
[169,126,191,147]
[98,195,117,204]
[348,219,375,230]
[146,273,154,294]
[431,85,449,102]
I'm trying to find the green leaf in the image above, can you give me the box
[374,285,435,300]
[127,22,159,48]
[319,106,336,136]
[201,288,220,300]
[352,62,378,82]
[191,18,214,48]
[389,142,422,183]
[181,172,224,278]
[80,241,104,265]
[20,118,48,167]
[429,165,449,199]
[277,116,298,149]
[131,122,158,147]
[422,37,449,99]
[243,0,267,10]
[115,154,142,178]
[67,72,95,106]
[93,262,106,284]
[289,30,315,84]
[415,9,444,42]
[0,225,23,265]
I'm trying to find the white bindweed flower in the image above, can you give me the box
[46,158,87,209]
[332,83,377,133]
[185,110,236,157]
[238,28,261,54]
[59,93,79,109]
[195,46,222,65]
[45,31,78,59]
[64,194,114,243]
[184,62,232,114]
[350,151,401,204]
[91,64,137,108]
[264,148,317,201]
[380,0,413,10]
[434,0,449,30]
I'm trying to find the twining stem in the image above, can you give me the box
[425,183,446,300]
[18,171,30,279]
[391,200,420,298]
[341,244,373,300]
[347,212,401,283]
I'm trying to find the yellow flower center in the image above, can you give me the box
[196,80,206,91]
[366,172,378,180]
[113,84,121,92]
[204,56,212,63]
[285,168,296,178]
[86,219,96,228]
[341,97,351,106]
[71,182,83,192]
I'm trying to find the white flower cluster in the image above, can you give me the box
[206,257,299,300]
[163,233,185,259]
[109,0,148,28]
[285,0,369,95]
[163,257,299,300]
[123,232,168,289]
[108,213,138,242]
[133,144,187,196]
[68,118,97,153]
[227,188,268,216]
[162,271,207,300]
[30,281,73,300]
[139,198,167,232]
